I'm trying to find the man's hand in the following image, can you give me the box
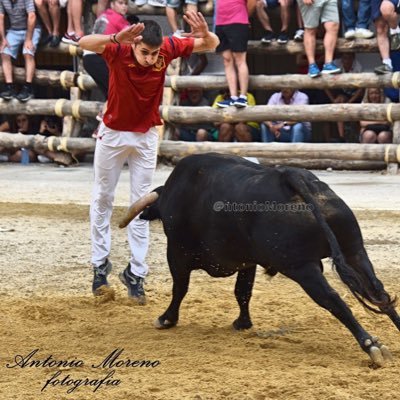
[0,38,9,51]
[23,39,35,52]
[271,123,284,138]
[115,23,145,44]
[182,11,209,38]
[303,0,314,5]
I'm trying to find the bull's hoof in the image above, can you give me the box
[232,319,252,331]
[365,337,393,367]
[154,317,177,329]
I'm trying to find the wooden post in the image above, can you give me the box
[387,119,400,174]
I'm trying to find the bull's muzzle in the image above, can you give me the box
[119,192,159,228]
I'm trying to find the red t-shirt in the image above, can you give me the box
[101,36,194,133]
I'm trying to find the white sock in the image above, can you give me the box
[390,27,400,35]
[239,94,247,100]
[383,58,393,68]
[230,95,238,100]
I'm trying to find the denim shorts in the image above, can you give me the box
[1,28,41,59]
[167,0,198,8]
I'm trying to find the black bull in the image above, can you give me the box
[119,153,400,366]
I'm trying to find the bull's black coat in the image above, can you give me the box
[138,153,400,364]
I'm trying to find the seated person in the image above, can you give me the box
[261,88,311,142]
[175,88,215,141]
[212,91,261,142]
[359,88,392,143]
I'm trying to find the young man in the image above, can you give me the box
[0,0,41,101]
[79,11,219,304]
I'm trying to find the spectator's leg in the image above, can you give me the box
[279,0,292,32]
[1,54,13,83]
[222,50,238,97]
[375,17,390,61]
[196,129,208,141]
[35,0,52,34]
[303,28,318,64]
[360,130,378,143]
[260,124,276,142]
[70,0,84,37]
[256,0,273,32]
[377,131,393,143]
[341,0,356,35]
[381,0,397,29]
[290,123,310,142]
[234,123,252,142]
[323,21,340,63]
[232,51,249,97]
[24,54,35,83]
[48,0,61,37]
[218,123,234,142]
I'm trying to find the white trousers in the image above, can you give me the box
[90,123,159,277]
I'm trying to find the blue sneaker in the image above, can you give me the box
[92,258,112,295]
[308,63,321,78]
[119,265,146,305]
[321,62,342,75]
[233,97,248,108]
[216,97,234,108]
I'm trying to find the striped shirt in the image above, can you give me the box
[0,0,36,31]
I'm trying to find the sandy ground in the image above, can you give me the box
[0,163,400,400]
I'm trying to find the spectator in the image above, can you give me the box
[35,0,62,47]
[214,0,257,108]
[296,0,341,78]
[257,0,292,44]
[83,0,131,136]
[36,115,75,165]
[166,0,197,36]
[324,53,364,140]
[261,88,311,142]
[2,114,37,162]
[359,88,392,143]
[174,88,215,141]
[373,0,400,74]
[341,0,374,39]
[0,0,41,102]
[61,0,84,45]
[212,90,261,141]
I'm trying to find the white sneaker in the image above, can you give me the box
[355,28,374,39]
[294,29,304,42]
[0,154,9,162]
[344,29,356,39]
[37,155,52,163]
[173,29,185,38]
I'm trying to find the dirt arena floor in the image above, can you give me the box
[0,164,400,400]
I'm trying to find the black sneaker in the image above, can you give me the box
[119,265,146,305]
[277,31,289,44]
[92,258,112,295]
[15,85,34,102]
[261,30,275,44]
[49,35,62,48]
[0,84,17,100]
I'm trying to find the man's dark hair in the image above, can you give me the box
[141,20,163,47]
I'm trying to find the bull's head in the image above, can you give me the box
[119,187,162,228]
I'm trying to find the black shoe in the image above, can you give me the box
[261,30,275,44]
[49,35,62,48]
[0,84,16,100]
[277,31,289,44]
[119,265,146,305]
[92,258,112,295]
[15,85,34,102]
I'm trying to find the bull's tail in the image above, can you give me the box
[284,169,396,314]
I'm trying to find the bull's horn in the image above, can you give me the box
[119,192,159,228]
